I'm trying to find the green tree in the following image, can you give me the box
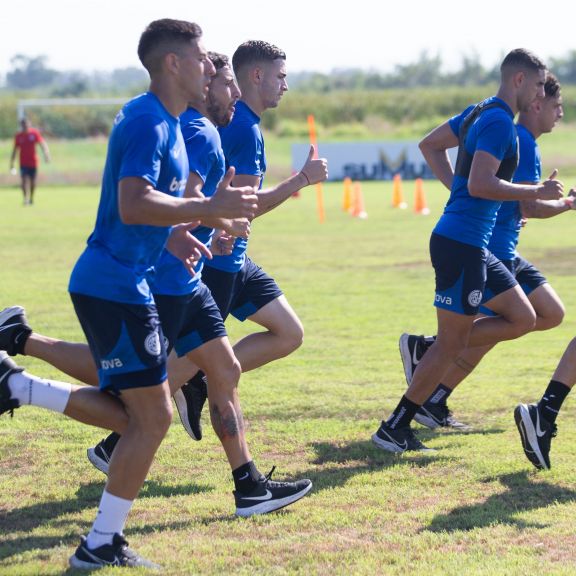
[6,54,58,89]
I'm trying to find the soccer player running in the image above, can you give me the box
[399,72,572,430]
[371,49,564,453]
[10,117,51,205]
[175,40,328,440]
[0,20,260,569]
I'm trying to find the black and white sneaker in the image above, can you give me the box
[69,533,160,570]
[87,438,113,475]
[414,403,471,430]
[0,306,32,356]
[371,422,435,453]
[399,333,436,385]
[514,403,557,470]
[0,351,24,417]
[234,466,313,517]
[173,373,207,441]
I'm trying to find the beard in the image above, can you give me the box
[207,100,232,128]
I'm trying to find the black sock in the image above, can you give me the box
[102,432,121,454]
[187,370,206,387]
[538,380,571,424]
[425,383,452,406]
[385,395,420,429]
[232,461,262,493]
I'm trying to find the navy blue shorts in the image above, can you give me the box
[70,293,167,393]
[20,166,37,178]
[480,255,546,315]
[155,282,227,358]
[202,257,283,321]
[512,255,547,295]
[431,233,516,316]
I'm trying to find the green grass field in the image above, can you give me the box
[2,180,576,575]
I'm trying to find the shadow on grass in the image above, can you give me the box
[304,439,451,492]
[0,479,211,562]
[424,470,576,532]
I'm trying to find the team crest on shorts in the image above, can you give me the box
[468,290,483,307]
[144,332,162,356]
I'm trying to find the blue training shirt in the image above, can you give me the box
[69,92,188,304]
[433,97,518,248]
[150,108,226,296]
[487,123,540,261]
[207,100,266,273]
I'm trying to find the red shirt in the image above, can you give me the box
[14,128,44,168]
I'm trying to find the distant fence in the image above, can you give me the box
[292,142,457,181]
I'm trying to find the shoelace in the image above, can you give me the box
[550,423,558,438]
[264,465,277,482]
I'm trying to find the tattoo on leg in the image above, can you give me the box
[210,403,244,439]
[454,357,475,373]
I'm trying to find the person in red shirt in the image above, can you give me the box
[10,118,51,205]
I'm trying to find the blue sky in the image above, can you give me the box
[2,0,572,76]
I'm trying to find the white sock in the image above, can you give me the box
[86,490,133,549]
[8,371,72,413]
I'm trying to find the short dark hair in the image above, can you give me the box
[138,19,203,74]
[208,51,230,72]
[544,72,561,98]
[232,40,286,75]
[500,48,546,76]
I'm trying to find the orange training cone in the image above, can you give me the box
[413,178,430,215]
[392,174,407,209]
[352,181,368,219]
[342,177,353,212]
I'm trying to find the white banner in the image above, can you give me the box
[292,141,457,181]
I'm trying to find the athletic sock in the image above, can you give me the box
[8,371,72,413]
[538,379,571,424]
[103,432,121,454]
[86,490,133,549]
[188,370,206,387]
[232,461,262,494]
[385,395,420,429]
[425,383,452,406]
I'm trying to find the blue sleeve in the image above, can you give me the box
[474,112,516,161]
[221,123,262,176]
[185,130,217,183]
[448,105,475,137]
[513,135,539,184]
[118,115,168,187]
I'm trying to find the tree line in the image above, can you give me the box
[4,51,576,95]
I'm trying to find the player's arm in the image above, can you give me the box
[244,145,328,218]
[520,178,575,218]
[469,152,564,201]
[118,168,257,226]
[40,139,51,163]
[9,142,18,171]
[186,171,250,238]
[419,122,458,191]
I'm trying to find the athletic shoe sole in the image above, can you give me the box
[514,404,547,470]
[173,388,200,441]
[371,431,407,453]
[0,305,25,325]
[87,447,110,475]
[235,482,313,517]
[398,333,413,385]
[413,411,440,429]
